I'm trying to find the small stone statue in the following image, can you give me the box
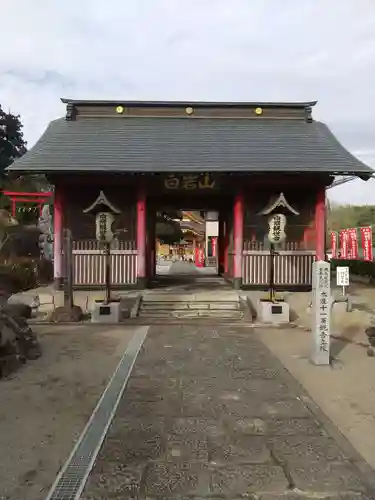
[37,204,53,260]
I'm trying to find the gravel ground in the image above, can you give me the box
[0,324,136,500]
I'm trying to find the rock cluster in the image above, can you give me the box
[50,305,83,322]
[0,305,41,378]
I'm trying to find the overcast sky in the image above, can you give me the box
[1,0,375,204]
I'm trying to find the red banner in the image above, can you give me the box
[339,229,349,259]
[211,237,217,257]
[195,247,205,267]
[347,228,358,260]
[331,232,338,259]
[360,226,373,262]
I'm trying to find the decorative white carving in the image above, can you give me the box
[83,190,120,214]
[259,192,299,215]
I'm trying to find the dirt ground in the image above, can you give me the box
[0,324,136,500]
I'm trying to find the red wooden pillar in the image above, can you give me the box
[149,211,156,279]
[218,218,225,274]
[315,187,326,261]
[53,185,64,289]
[136,188,147,287]
[233,192,244,289]
[11,199,16,217]
[224,219,229,275]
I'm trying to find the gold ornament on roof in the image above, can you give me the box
[116,106,124,114]
[255,107,263,115]
[185,107,194,115]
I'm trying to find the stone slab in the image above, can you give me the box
[167,418,223,438]
[144,462,209,496]
[209,464,289,494]
[97,434,163,464]
[209,434,271,464]
[265,417,329,437]
[288,461,368,493]
[269,435,348,463]
[256,493,371,500]
[165,432,209,461]
[82,463,143,497]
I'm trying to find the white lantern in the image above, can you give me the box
[268,213,287,244]
[95,212,115,243]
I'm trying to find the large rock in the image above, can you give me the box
[0,309,41,378]
[50,305,83,323]
[3,303,32,319]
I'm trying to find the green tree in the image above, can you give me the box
[0,105,27,180]
[0,105,50,221]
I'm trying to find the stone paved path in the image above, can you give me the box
[81,326,374,499]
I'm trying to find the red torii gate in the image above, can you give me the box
[3,191,53,217]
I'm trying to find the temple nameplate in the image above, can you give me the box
[164,173,217,190]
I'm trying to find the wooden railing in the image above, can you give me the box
[72,240,137,286]
[242,250,315,286]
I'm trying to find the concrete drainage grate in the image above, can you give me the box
[45,326,149,500]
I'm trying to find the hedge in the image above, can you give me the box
[0,258,53,294]
[330,259,375,280]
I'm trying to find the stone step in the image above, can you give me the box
[140,301,241,311]
[138,298,245,320]
[138,310,244,319]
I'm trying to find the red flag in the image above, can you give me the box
[339,229,349,259]
[331,232,338,259]
[347,228,358,260]
[211,237,217,257]
[360,226,373,262]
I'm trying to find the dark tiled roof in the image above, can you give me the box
[8,116,374,176]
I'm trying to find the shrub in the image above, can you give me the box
[0,258,53,294]
[331,259,375,280]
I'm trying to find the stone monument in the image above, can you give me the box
[311,260,331,365]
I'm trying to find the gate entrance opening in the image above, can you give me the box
[146,193,233,289]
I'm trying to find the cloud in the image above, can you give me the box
[1,0,375,201]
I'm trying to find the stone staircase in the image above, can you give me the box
[138,295,246,321]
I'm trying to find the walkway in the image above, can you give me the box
[80,325,374,499]
[152,260,229,292]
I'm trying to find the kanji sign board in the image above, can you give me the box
[336,266,349,287]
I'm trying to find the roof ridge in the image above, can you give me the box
[61,98,318,108]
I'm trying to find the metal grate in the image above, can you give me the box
[45,326,149,500]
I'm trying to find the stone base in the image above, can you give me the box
[91,300,121,323]
[137,277,147,289]
[232,277,242,290]
[53,277,64,290]
[257,299,290,324]
[332,296,352,314]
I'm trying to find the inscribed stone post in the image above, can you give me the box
[311,260,331,365]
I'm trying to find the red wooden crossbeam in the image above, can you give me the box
[2,191,53,216]
[3,191,52,197]
[7,197,50,203]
